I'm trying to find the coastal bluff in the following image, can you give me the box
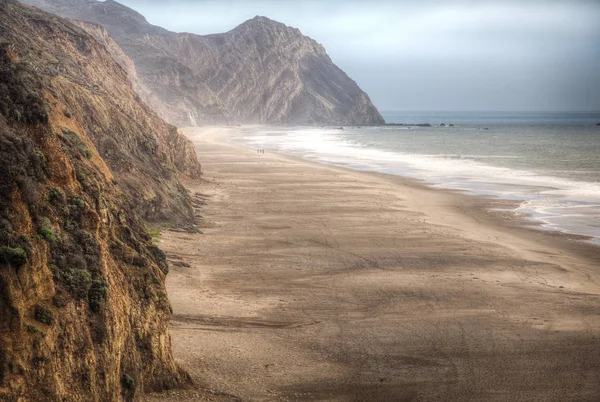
[0,1,197,400]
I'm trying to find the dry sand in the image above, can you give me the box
[144,126,600,402]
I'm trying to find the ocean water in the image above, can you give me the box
[236,112,600,244]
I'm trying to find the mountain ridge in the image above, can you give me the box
[20,0,385,126]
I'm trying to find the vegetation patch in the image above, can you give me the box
[0,246,27,267]
[122,374,135,389]
[121,373,136,400]
[88,277,108,313]
[73,196,86,208]
[49,228,106,309]
[64,196,87,231]
[109,241,148,267]
[50,242,91,298]
[16,175,42,205]
[26,325,44,336]
[48,187,66,205]
[37,217,56,243]
[147,227,161,243]
[61,127,92,159]
[67,269,92,300]
[50,264,92,307]
[75,169,87,184]
[0,44,48,124]
[148,244,168,275]
[35,150,47,168]
[34,304,54,325]
[131,255,148,267]
[53,293,69,308]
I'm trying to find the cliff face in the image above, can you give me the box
[20,0,385,126]
[71,21,145,100]
[0,1,195,400]
[18,0,236,126]
[176,16,385,125]
[8,1,202,227]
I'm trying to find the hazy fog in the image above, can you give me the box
[115,0,600,112]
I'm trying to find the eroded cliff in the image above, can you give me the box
[0,1,195,400]
[21,0,385,126]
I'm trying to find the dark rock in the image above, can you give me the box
[386,123,432,127]
[170,261,191,268]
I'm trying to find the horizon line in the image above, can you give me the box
[379,110,600,114]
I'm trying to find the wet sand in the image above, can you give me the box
[146,126,600,401]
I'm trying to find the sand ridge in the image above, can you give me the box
[144,126,600,402]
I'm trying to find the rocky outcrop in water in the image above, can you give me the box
[21,0,385,126]
[0,1,196,400]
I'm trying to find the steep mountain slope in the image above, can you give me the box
[9,0,202,227]
[21,0,385,126]
[21,0,232,126]
[177,16,385,125]
[0,1,196,400]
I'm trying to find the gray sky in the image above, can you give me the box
[116,0,600,112]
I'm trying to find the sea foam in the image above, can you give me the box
[240,124,600,243]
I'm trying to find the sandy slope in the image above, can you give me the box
[145,126,600,402]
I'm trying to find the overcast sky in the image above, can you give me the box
[115,0,599,112]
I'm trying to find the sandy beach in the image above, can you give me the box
[145,126,600,401]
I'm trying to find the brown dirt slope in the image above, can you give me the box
[3,0,202,227]
[0,1,198,400]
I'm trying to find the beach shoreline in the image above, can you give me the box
[206,125,600,264]
[234,124,600,245]
[145,125,600,401]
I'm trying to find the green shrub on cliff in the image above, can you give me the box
[34,304,54,325]
[0,246,27,267]
[48,187,65,205]
[26,325,44,336]
[35,150,47,167]
[122,374,135,389]
[147,227,161,242]
[0,44,49,124]
[89,277,108,312]
[61,127,92,159]
[37,218,56,243]
[121,374,136,400]
[67,269,92,300]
